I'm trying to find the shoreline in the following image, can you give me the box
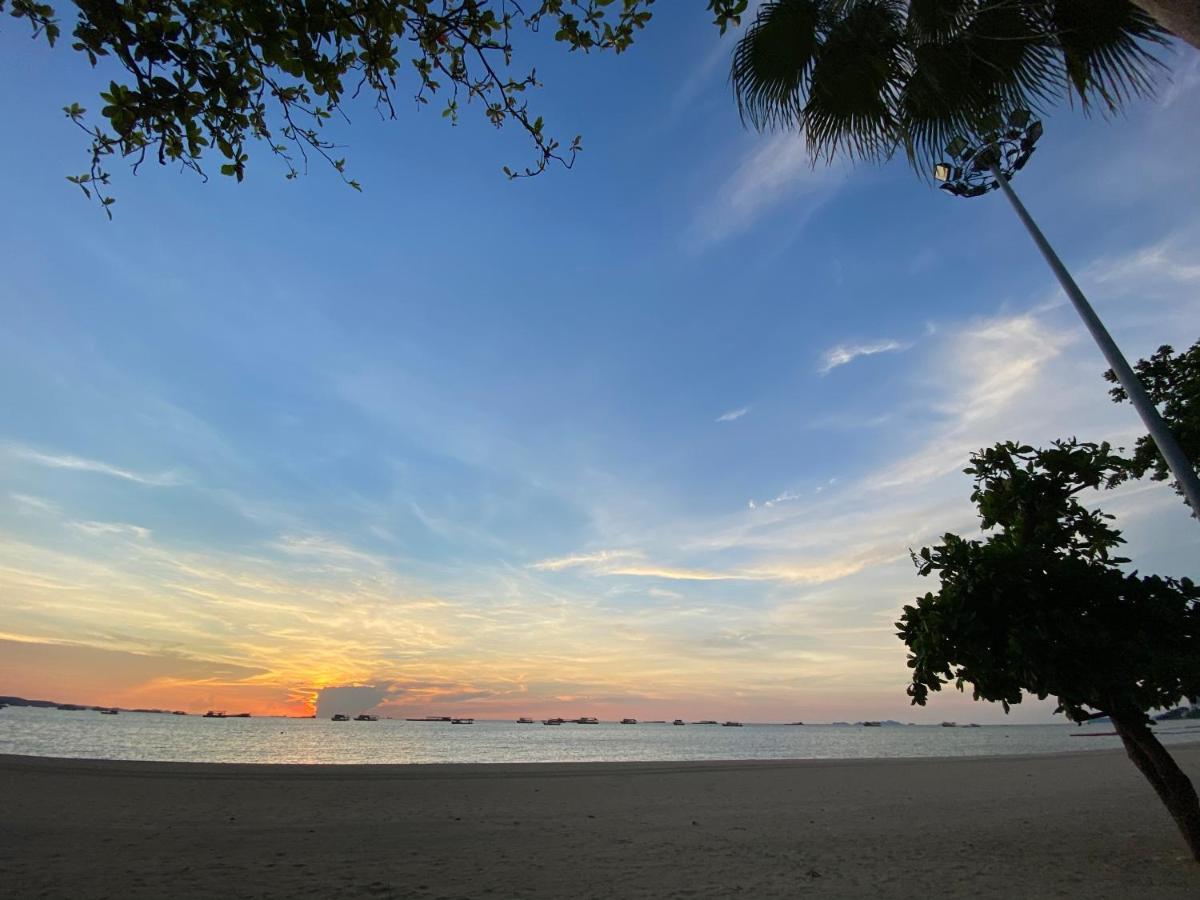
[6,745,1200,898]
[6,741,1200,776]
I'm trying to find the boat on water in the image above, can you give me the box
[406,716,452,722]
[99,708,119,715]
[862,721,882,727]
[693,720,718,725]
[331,714,351,721]
[620,718,638,725]
[722,721,743,727]
[941,721,957,727]
[573,717,599,725]
[672,719,686,726]
[171,710,187,716]
[203,711,226,718]
[451,718,475,725]
[353,714,379,722]
[543,718,564,725]
[516,717,534,724]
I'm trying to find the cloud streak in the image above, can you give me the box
[818,340,909,375]
[716,407,748,423]
[5,444,181,486]
[690,135,845,246]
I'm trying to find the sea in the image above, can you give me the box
[3,706,1199,765]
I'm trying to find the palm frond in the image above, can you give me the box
[905,0,975,43]
[731,0,824,131]
[1047,0,1169,110]
[803,0,908,161]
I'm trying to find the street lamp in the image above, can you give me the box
[935,109,1200,520]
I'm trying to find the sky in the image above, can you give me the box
[1,7,1199,723]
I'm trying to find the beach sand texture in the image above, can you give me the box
[4,746,1200,899]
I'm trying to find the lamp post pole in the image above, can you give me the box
[987,164,1200,518]
[935,110,1199,521]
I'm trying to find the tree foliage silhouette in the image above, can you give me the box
[898,437,1200,858]
[1,0,656,214]
[727,1,1171,173]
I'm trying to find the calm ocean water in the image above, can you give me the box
[3,706,1199,765]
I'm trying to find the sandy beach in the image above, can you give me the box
[3,746,1200,899]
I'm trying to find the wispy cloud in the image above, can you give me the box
[818,339,908,375]
[11,493,59,514]
[690,134,845,246]
[70,521,152,540]
[715,406,748,423]
[529,550,640,572]
[5,444,181,486]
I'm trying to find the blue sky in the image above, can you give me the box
[1,7,1199,721]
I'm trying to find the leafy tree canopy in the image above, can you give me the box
[1106,340,1200,496]
[898,438,1200,724]
[1,0,657,214]
[729,1,1170,173]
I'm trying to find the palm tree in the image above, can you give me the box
[729,0,1200,519]
[730,0,1169,173]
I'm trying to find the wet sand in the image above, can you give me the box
[3,746,1200,899]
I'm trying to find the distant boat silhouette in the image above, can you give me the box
[722,721,743,727]
[353,714,379,721]
[672,719,686,726]
[620,718,638,725]
[450,718,474,724]
[516,717,534,724]
[331,714,350,721]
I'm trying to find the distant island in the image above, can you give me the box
[0,695,185,715]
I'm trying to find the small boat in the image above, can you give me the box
[516,717,534,724]
[965,723,981,728]
[99,708,119,715]
[332,714,351,721]
[171,710,187,716]
[203,710,226,718]
[941,721,957,727]
[406,716,452,722]
[722,721,743,727]
[354,714,379,722]
[693,720,718,725]
[672,719,686,726]
[862,721,882,727]
[543,718,564,725]
[573,717,599,725]
[451,718,474,725]
[620,718,638,725]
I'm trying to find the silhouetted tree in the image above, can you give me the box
[725,1,1171,172]
[1107,340,1200,509]
[0,0,655,213]
[898,439,1200,859]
